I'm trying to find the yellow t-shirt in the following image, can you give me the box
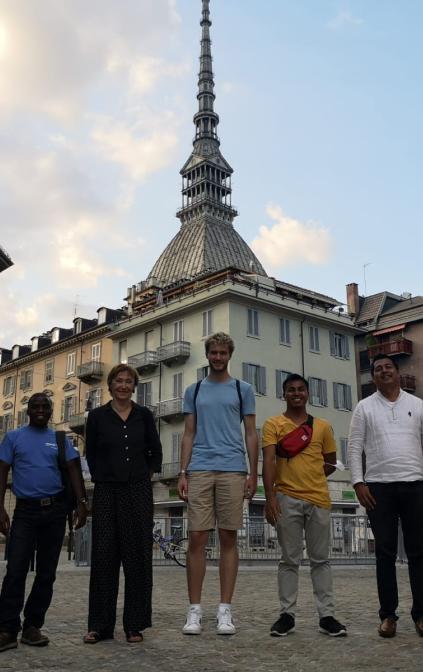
[262,414,336,509]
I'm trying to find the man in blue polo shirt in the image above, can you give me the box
[0,393,87,653]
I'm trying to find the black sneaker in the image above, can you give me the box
[319,616,347,637]
[270,613,295,637]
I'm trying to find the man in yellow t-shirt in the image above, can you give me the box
[262,373,347,638]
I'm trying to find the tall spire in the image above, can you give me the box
[146,0,266,286]
[193,0,220,152]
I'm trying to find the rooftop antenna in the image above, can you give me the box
[363,263,371,296]
[73,294,79,319]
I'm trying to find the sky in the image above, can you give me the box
[1,0,423,348]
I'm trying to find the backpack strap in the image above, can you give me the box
[56,430,67,470]
[193,379,202,420]
[236,379,243,421]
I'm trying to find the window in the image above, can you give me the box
[44,360,54,384]
[308,377,328,406]
[275,370,291,399]
[86,388,102,410]
[17,409,28,427]
[62,396,75,422]
[66,352,76,376]
[171,432,182,464]
[118,340,127,364]
[31,337,39,352]
[74,319,82,334]
[51,328,60,343]
[173,372,183,398]
[19,369,33,391]
[91,343,101,362]
[3,376,16,397]
[247,309,259,337]
[197,365,209,381]
[340,438,349,467]
[333,383,352,410]
[309,326,320,352]
[144,330,154,351]
[242,363,266,395]
[202,310,213,337]
[0,414,14,433]
[279,318,291,345]
[330,331,350,359]
[137,382,152,407]
[12,345,19,360]
[173,320,184,341]
[98,307,107,324]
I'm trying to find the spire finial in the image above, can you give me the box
[193,0,219,146]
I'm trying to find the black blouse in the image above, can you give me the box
[85,402,162,483]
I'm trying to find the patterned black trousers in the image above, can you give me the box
[88,481,153,636]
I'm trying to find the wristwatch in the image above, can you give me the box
[178,469,187,477]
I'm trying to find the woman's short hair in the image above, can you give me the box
[107,364,139,392]
[204,332,235,355]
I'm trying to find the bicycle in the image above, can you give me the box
[152,522,188,567]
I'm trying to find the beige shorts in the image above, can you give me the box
[187,471,246,531]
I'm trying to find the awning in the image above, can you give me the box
[373,323,406,337]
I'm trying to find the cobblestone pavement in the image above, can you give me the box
[0,558,421,672]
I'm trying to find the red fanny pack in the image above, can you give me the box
[276,416,314,459]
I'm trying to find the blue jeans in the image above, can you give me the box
[367,481,423,622]
[0,499,67,636]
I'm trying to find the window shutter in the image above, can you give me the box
[322,380,328,406]
[346,385,352,410]
[329,331,336,356]
[60,400,65,422]
[344,336,350,359]
[286,319,290,344]
[276,371,283,399]
[309,326,314,350]
[259,366,267,395]
[242,363,249,383]
[333,382,339,409]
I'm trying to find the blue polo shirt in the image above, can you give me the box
[0,425,79,498]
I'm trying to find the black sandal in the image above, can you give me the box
[126,631,143,643]
[83,631,113,644]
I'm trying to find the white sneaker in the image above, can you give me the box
[216,607,236,635]
[182,607,202,635]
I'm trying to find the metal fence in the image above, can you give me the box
[74,514,383,567]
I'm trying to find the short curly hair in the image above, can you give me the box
[204,332,235,355]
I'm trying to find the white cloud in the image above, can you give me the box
[251,204,333,269]
[327,11,364,31]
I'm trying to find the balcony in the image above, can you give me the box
[368,338,412,359]
[400,374,416,392]
[76,360,104,383]
[145,404,157,418]
[128,351,158,374]
[157,341,190,367]
[156,397,184,422]
[68,413,86,435]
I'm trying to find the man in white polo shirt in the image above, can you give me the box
[348,354,423,639]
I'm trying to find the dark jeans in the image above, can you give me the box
[367,481,423,622]
[0,499,67,636]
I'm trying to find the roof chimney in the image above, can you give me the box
[346,282,360,317]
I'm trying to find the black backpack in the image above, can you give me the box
[56,430,80,517]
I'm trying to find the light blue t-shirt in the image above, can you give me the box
[183,377,255,472]
[0,425,79,498]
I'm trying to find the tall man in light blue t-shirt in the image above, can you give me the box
[178,332,258,636]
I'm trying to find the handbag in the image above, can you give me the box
[276,415,314,459]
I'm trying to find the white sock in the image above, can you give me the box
[189,603,202,612]
[218,603,231,612]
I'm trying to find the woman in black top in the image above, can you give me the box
[83,364,162,644]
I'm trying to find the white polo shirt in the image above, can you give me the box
[348,389,423,485]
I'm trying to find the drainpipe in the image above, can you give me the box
[157,321,163,438]
[300,319,306,377]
